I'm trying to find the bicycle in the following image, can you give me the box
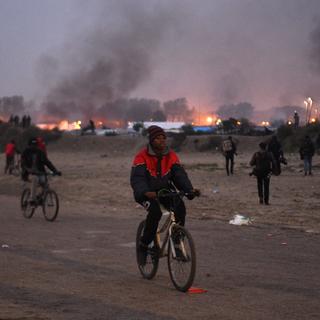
[21,172,60,222]
[136,189,199,292]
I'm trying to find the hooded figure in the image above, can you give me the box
[250,142,276,205]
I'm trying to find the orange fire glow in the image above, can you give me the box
[37,120,82,131]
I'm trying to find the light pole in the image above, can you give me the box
[304,97,313,124]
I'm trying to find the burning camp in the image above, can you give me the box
[1,1,320,319]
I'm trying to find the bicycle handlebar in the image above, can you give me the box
[157,189,200,199]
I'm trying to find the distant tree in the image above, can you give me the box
[163,98,192,122]
[270,119,285,128]
[271,105,305,122]
[126,98,160,121]
[217,102,254,120]
[0,95,25,118]
[238,117,255,135]
[151,109,166,121]
[98,98,161,123]
[221,118,237,133]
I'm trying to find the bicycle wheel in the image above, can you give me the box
[167,225,196,292]
[42,189,59,221]
[136,220,159,280]
[21,188,35,219]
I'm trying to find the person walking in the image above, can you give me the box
[267,135,284,175]
[36,137,47,155]
[250,142,276,205]
[221,136,237,176]
[299,135,315,176]
[4,140,16,174]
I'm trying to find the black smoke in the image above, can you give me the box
[216,102,254,120]
[38,1,177,121]
[310,20,320,73]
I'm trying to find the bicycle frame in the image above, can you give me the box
[155,203,185,260]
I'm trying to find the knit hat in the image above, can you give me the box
[148,125,166,143]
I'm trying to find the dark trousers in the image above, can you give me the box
[303,156,312,174]
[140,198,186,246]
[225,153,234,175]
[257,176,270,203]
[4,156,14,174]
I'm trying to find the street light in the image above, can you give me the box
[304,97,313,124]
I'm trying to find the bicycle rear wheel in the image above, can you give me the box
[21,188,35,219]
[167,225,196,292]
[136,220,159,280]
[42,189,59,221]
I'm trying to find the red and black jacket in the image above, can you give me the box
[130,145,193,202]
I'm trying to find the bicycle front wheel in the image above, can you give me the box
[21,188,35,219]
[136,220,159,280]
[42,189,59,221]
[167,225,196,292]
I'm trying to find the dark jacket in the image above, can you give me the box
[299,139,315,158]
[267,138,283,160]
[130,145,193,202]
[21,146,58,175]
[250,150,276,178]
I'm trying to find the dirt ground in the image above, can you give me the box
[2,134,319,232]
[0,134,319,319]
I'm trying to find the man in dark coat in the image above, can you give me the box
[130,125,199,265]
[21,137,61,204]
[267,135,284,175]
[250,142,276,205]
[4,140,16,174]
[299,135,315,176]
[221,136,237,176]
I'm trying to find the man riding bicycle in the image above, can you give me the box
[130,125,199,265]
[21,137,61,206]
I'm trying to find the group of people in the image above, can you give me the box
[2,125,318,267]
[8,114,32,128]
[4,136,60,206]
[4,137,47,175]
[221,134,317,205]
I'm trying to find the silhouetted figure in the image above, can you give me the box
[294,111,299,128]
[250,142,276,205]
[89,119,95,134]
[267,135,283,175]
[299,135,315,176]
[316,133,320,155]
[9,114,14,124]
[36,137,47,155]
[26,115,31,128]
[4,140,16,174]
[221,136,237,176]
[22,115,27,128]
[14,115,19,127]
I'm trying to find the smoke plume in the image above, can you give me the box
[38,1,177,121]
[35,0,320,122]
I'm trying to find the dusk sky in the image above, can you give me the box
[1,0,320,114]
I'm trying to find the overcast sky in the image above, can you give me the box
[1,0,320,112]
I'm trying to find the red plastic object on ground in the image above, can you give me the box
[188,287,207,294]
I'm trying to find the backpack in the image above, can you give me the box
[222,140,233,152]
[255,151,271,177]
